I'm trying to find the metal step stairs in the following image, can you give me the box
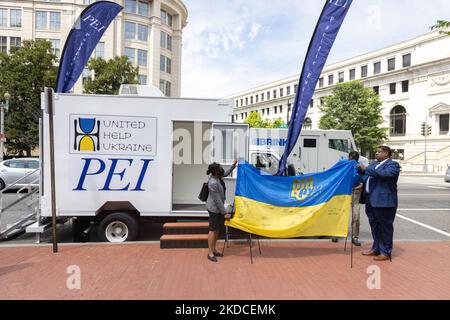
[160,221,209,249]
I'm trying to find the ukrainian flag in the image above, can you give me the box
[226,160,356,238]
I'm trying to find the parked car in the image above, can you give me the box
[0,158,40,190]
[445,165,450,183]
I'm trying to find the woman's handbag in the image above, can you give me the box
[198,182,209,202]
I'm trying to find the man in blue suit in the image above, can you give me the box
[357,145,400,261]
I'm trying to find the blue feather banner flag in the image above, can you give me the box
[277,0,353,175]
[55,1,123,93]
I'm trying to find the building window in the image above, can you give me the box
[373,86,379,95]
[139,74,147,86]
[10,9,21,28]
[274,106,278,115]
[280,88,284,97]
[255,95,259,103]
[266,108,270,116]
[319,77,324,88]
[138,0,149,16]
[328,74,334,86]
[388,58,396,71]
[125,21,136,40]
[161,31,172,50]
[35,11,60,31]
[403,54,411,68]
[309,100,314,108]
[137,49,147,67]
[240,99,243,107]
[50,12,61,31]
[287,86,291,96]
[245,98,248,105]
[402,80,409,93]
[261,93,264,101]
[338,72,344,83]
[361,65,368,78]
[235,100,238,108]
[294,84,298,93]
[94,42,105,59]
[273,90,277,99]
[161,9,173,27]
[440,114,449,134]
[160,55,171,74]
[392,149,405,161]
[250,96,253,104]
[0,9,7,27]
[279,105,283,113]
[49,39,60,57]
[262,109,265,116]
[10,37,21,50]
[36,11,47,30]
[320,97,325,105]
[304,118,312,130]
[124,47,135,64]
[374,62,381,75]
[390,83,396,95]
[390,105,407,136]
[159,79,171,97]
[125,0,148,16]
[349,69,356,80]
[0,36,7,53]
[138,24,149,41]
[267,91,270,100]
[125,22,148,42]
[241,114,244,120]
[125,0,137,14]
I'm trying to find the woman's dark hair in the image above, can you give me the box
[207,162,222,176]
[349,151,360,162]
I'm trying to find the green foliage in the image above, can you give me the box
[83,56,139,95]
[0,40,57,156]
[318,81,388,155]
[431,20,450,35]
[244,112,286,128]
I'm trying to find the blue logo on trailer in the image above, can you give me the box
[74,158,154,191]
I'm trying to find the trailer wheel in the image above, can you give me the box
[98,213,139,243]
[0,179,5,191]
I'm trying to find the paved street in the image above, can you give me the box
[1,174,449,245]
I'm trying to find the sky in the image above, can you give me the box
[180,0,450,99]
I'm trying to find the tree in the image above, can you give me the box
[432,20,450,35]
[83,56,139,95]
[244,112,287,128]
[318,81,388,155]
[0,40,58,156]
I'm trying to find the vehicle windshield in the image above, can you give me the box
[251,153,279,175]
[328,139,354,153]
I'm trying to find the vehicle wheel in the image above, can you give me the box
[98,212,139,243]
[0,179,5,191]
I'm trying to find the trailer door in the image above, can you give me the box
[211,123,249,173]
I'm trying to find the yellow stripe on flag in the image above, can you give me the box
[225,195,352,238]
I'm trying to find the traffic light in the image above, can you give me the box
[427,125,432,136]
[421,122,426,136]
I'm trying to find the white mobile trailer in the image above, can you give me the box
[39,93,256,242]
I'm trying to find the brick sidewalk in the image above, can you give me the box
[0,241,449,300]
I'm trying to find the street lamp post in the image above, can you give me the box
[0,92,10,161]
